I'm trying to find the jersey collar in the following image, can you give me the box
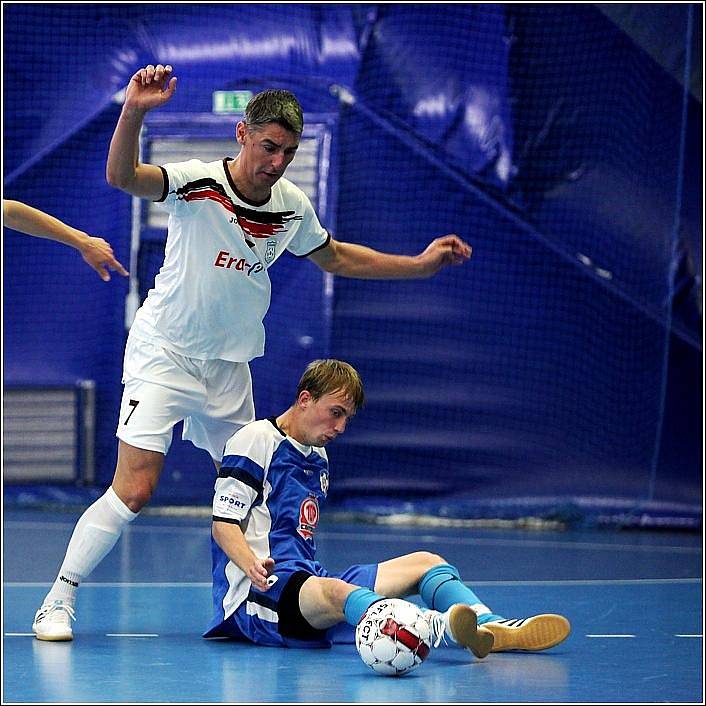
[223,158,272,207]
[267,416,314,456]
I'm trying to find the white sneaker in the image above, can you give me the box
[32,600,75,641]
[424,604,494,659]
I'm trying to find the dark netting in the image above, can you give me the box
[3,4,701,525]
[324,4,701,526]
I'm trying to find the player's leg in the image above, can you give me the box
[373,551,446,597]
[297,574,361,630]
[273,569,392,638]
[373,552,568,654]
[373,552,493,658]
[416,559,570,652]
[205,569,381,648]
[372,551,498,621]
[293,564,489,664]
[112,441,165,511]
[417,559,501,622]
[33,337,198,641]
[301,568,491,662]
[289,572,429,640]
[32,442,162,641]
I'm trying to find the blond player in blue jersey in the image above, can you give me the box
[33,64,473,641]
[206,359,570,657]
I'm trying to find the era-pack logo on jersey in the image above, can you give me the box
[214,250,264,276]
[319,470,329,496]
[297,494,319,541]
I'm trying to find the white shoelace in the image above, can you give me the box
[38,602,76,623]
[424,610,448,648]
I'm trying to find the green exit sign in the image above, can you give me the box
[212,90,253,114]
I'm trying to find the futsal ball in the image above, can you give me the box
[355,598,432,676]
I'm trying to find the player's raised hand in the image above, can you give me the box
[79,235,129,282]
[416,234,472,277]
[125,64,177,113]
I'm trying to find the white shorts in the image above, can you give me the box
[116,333,255,460]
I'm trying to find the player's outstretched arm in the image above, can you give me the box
[308,234,472,279]
[212,519,275,592]
[106,64,177,200]
[3,200,129,281]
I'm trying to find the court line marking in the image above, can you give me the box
[106,633,159,637]
[4,521,701,554]
[470,578,702,586]
[3,633,159,637]
[6,632,701,639]
[3,578,701,588]
[587,634,636,638]
[322,532,703,554]
[4,582,213,588]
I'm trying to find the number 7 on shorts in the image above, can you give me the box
[124,399,140,425]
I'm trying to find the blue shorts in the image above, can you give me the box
[203,559,377,648]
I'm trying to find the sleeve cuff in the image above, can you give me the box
[212,516,241,525]
[155,166,169,202]
[295,229,332,259]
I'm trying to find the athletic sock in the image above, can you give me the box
[46,569,82,604]
[343,587,385,626]
[419,563,503,622]
[476,610,504,625]
[44,487,139,607]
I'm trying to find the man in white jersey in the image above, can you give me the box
[206,359,570,657]
[33,63,472,641]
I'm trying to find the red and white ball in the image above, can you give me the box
[355,598,431,676]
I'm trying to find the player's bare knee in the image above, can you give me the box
[413,551,446,570]
[114,444,162,511]
[113,482,153,512]
[112,465,157,510]
[296,575,350,629]
[318,577,353,614]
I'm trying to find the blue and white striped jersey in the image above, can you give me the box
[210,417,329,623]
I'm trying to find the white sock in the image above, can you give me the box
[45,487,138,606]
[470,602,493,618]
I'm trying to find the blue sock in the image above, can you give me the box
[343,587,384,626]
[419,563,503,623]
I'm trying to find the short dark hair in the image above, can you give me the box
[245,89,304,134]
[296,359,365,411]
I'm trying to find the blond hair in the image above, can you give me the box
[296,359,364,411]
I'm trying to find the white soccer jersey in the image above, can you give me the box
[129,158,330,362]
[211,418,329,623]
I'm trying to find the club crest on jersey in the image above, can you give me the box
[297,495,319,541]
[265,238,277,264]
[319,470,329,496]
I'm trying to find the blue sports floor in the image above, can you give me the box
[2,507,703,703]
